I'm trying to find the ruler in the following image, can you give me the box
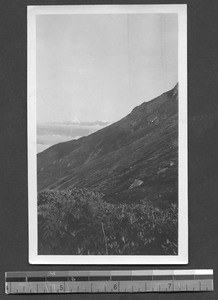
[5,269,213,294]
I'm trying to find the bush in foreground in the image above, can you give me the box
[38,189,178,255]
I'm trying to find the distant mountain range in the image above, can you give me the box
[45,120,111,126]
[62,120,111,126]
[38,84,178,205]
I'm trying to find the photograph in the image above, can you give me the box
[28,4,187,264]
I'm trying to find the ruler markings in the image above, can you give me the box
[5,270,214,294]
[7,280,214,294]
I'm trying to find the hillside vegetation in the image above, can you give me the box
[38,189,178,255]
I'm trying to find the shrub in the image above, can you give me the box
[38,189,178,255]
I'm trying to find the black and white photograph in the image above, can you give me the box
[28,5,187,264]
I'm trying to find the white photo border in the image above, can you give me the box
[28,4,188,264]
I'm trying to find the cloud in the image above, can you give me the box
[37,143,50,153]
[37,122,108,153]
[37,134,82,153]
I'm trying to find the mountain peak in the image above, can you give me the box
[71,116,81,124]
[131,83,178,114]
[116,83,178,133]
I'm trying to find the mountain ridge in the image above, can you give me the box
[38,84,178,205]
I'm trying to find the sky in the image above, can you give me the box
[36,13,178,124]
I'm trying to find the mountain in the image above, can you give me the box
[37,84,178,205]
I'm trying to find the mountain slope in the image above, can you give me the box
[38,84,178,204]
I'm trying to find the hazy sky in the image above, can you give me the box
[36,13,178,124]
